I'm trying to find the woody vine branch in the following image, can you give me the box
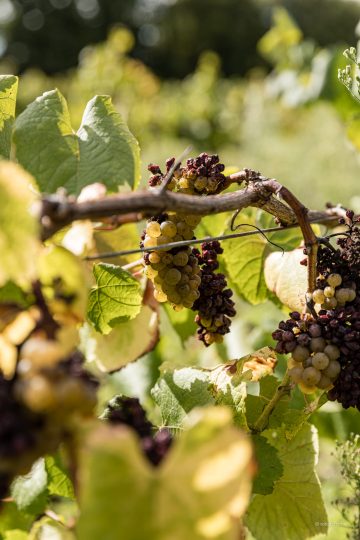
[39,168,343,295]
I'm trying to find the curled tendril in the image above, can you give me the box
[230,211,285,254]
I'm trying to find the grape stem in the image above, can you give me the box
[251,370,292,433]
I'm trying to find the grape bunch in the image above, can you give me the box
[144,153,236,343]
[0,292,98,500]
[192,241,236,346]
[141,213,202,309]
[272,312,341,394]
[312,273,356,311]
[101,396,172,466]
[148,152,226,194]
[273,210,360,408]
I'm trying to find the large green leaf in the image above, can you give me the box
[245,423,327,540]
[151,353,261,429]
[222,210,270,305]
[13,90,140,195]
[81,305,159,372]
[0,75,18,159]
[11,459,48,514]
[0,162,39,288]
[87,263,142,334]
[152,368,213,428]
[77,409,254,540]
[251,435,283,495]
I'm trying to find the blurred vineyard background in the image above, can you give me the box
[1,1,360,537]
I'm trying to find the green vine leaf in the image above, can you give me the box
[77,408,254,540]
[45,455,74,500]
[87,263,142,334]
[0,75,18,159]
[11,459,48,515]
[245,423,327,540]
[222,210,270,305]
[0,162,39,288]
[13,90,140,195]
[151,350,276,429]
[251,434,283,495]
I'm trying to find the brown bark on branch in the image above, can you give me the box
[40,170,340,242]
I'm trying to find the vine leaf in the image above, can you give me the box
[45,454,74,500]
[252,434,283,495]
[0,75,18,159]
[151,348,276,430]
[223,210,270,305]
[246,376,289,429]
[11,459,48,515]
[0,502,33,535]
[264,248,307,311]
[87,263,142,334]
[13,90,140,195]
[0,162,39,288]
[245,423,328,540]
[81,305,159,372]
[77,408,254,540]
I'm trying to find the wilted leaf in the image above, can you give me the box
[264,248,307,311]
[81,305,159,372]
[77,409,254,540]
[242,347,277,382]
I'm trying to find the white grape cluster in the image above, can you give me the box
[312,273,356,311]
[14,330,96,417]
[288,337,341,394]
[142,213,202,310]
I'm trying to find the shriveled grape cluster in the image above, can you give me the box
[274,210,360,408]
[148,152,226,194]
[143,154,236,345]
[273,312,342,394]
[101,396,172,466]
[0,290,98,499]
[192,241,236,346]
[141,213,202,309]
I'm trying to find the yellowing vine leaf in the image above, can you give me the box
[264,248,307,311]
[77,408,254,540]
[0,162,39,288]
[81,305,159,372]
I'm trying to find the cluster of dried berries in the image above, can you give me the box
[272,312,341,394]
[0,349,97,500]
[101,396,172,466]
[142,154,236,345]
[274,210,360,409]
[192,241,236,346]
[148,152,226,194]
